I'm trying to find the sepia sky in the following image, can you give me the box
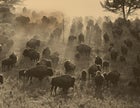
[23,0,139,18]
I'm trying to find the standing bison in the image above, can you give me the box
[88,64,100,79]
[103,70,120,87]
[68,35,77,45]
[51,75,75,95]
[110,48,118,61]
[64,60,76,74]
[76,43,91,57]
[25,65,54,83]
[37,59,52,68]
[0,74,3,84]
[78,33,84,44]
[2,53,17,72]
[95,56,102,66]
[23,48,40,62]
[103,33,109,43]
[26,38,40,49]
[42,47,51,59]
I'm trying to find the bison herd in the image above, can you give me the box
[0,32,140,97]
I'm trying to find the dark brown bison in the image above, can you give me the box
[76,43,91,57]
[0,74,3,84]
[78,33,84,44]
[64,60,76,74]
[103,61,109,71]
[95,71,105,89]
[23,48,40,62]
[95,56,102,66]
[42,47,51,59]
[50,52,59,67]
[2,53,17,71]
[110,49,118,61]
[25,65,54,83]
[103,33,109,43]
[36,59,52,68]
[81,70,87,81]
[26,38,40,49]
[68,35,77,45]
[103,70,120,87]
[51,75,75,95]
[88,64,101,79]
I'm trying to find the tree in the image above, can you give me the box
[0,0,22,22]
[100,0,140,20]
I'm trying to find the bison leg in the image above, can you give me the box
[51,85,54,95]
[54,86,57,95]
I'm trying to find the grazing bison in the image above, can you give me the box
[121,45,128,55]
[103,61,109,71]
[88,64,100,79]
[25,65,54,83]
[110,49,118,61]
[78,33,84,44]
[42,47,51,59]
[103,70,120,87]
[23,48,40,62]
[51,75,75,95]
[37,59,52,68]
[26,38,40,49]
[64,60,76,74]
[2,53,17,71]
[76,43,91,57]
[0,75,3,84]
[124,39,133,48]
[103,33,109,43]
[95,56,102,66]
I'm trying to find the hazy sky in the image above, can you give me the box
[23,0,139,18]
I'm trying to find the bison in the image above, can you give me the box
[103,61,109,72]
[42,47,51,59]
[64,60,76,74]
[103,33,109,43]
[26,38,40,49]
[0,74,3,84]
[110,48,118,61]
[2,53,17,72]
[95,56,102,66]
[88,64,100,79]
[51,75,75,95]
[76,43,91,57]
[103,70,120,87]
[37,59,52,68]
[23,48,40,62]
[78,33,84,44]
[25,65,53,83]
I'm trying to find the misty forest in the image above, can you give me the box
[0,0,140,108]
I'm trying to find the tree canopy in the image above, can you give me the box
[100,0,140,20]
